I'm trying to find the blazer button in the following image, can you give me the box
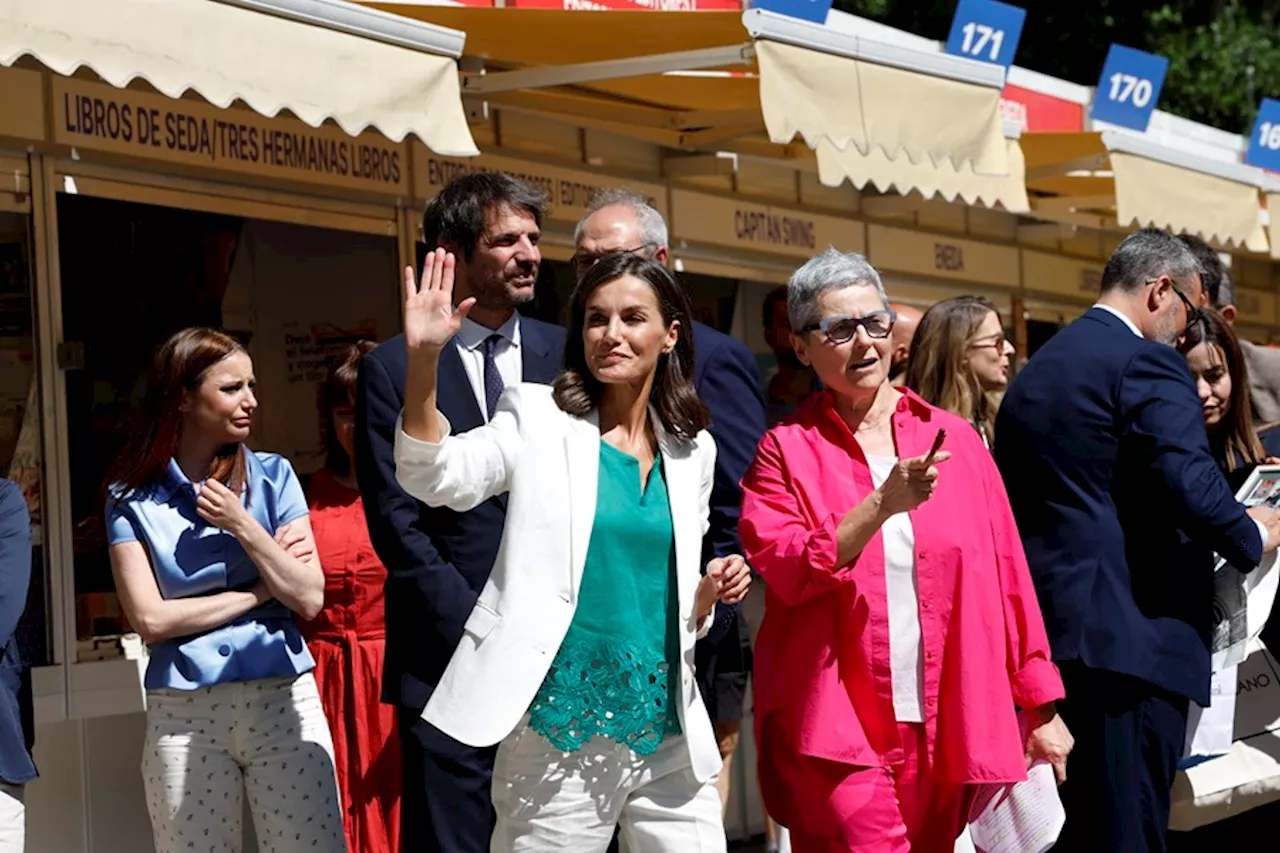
[218,644,231,657]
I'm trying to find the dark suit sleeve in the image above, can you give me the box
[1121,345,1263,571]
[698,337,767,647]
[0,482,30,651]
[355,352,477,652]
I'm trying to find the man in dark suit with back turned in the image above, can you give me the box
[995,228,1280,853]
[355,173,566,853]
[572,189,767,828]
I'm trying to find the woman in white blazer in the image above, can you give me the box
[394,249,751,853]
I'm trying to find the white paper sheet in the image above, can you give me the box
[1184,664,1239,761]
[968,762,1064,853]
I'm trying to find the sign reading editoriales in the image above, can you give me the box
[52,78,411,195]
[671,189,865,259]
[1091,44,1168,132]
[944,0,1026,70]
[1245,98,1280,172]
[414,147,668,224]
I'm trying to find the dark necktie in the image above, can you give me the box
[483,334,504,420]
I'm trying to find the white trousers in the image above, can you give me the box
[142,672,346,853]
[0,782,23,853]
[490,721,726,853]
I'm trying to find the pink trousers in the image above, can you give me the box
[763,721,974,853]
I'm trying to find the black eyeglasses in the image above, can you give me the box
[570,245,653,275]
[1146,277,1203,330]
[798,311,897,344]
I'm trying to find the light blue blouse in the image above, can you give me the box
[105,450,314,691]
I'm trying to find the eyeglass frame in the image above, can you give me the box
[797,310,898,345]
[570,243,660,274]
[1144,276,1203,329]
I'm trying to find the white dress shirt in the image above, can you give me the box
[454,314,522,422]
[1092,302,1271,549]
[866,453,924,723]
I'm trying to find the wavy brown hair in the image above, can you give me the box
[1179,308,1265,471]
[553,253,709,440]
[905,296,1002,446]
[108,328,250,499]
[320,340,376,475]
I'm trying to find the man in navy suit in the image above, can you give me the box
[573,190,767,825]
[355,173,566,853]
[995,228,1280,852]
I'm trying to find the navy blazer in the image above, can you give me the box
[356,319,565,712]
[994,308,1262,704]
[0,480,34,785]
[691,322,767,646]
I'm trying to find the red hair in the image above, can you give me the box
[108,328,249,498]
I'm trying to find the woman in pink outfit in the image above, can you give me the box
[740,250,1073,853]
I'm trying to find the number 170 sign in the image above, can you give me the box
[1091,44,1168,132]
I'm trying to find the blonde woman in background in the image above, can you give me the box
[904,296,1015,450]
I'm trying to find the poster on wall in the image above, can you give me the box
[234,220,399,474]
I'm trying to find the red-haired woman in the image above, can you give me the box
[104,328,344,853]
[296,341,400,853]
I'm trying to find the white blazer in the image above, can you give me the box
[394,383,723,783]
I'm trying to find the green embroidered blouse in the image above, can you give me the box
[527,441,682,755]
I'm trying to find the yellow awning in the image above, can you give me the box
[1,0,479,155]
[815,136,1028,213]
[1268,193,1280,260]
[1022,131,1269,252]
[365,4,1019,207]
[754,38,1006,176]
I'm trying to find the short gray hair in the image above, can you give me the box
[1100,228,1203,295]
[574,188,668,248]
[787,248,889,332]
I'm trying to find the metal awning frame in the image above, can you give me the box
[217,0,467,57]
[461,8,1004,101]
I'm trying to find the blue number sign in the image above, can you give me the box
[1246,98,1280,172]
[746,0,833,25]
[1091,44,1168,132]
[944,0,1026,70]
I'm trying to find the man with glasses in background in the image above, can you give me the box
[995,228,1280,853]
[572,190,768,846]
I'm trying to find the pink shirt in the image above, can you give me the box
[740,389,1063,784]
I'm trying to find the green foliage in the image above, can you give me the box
[832,0,1280,135]
[1149,4,1280,131]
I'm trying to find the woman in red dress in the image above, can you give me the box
[295,341,400,853]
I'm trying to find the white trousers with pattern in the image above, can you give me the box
[142,672,346,853]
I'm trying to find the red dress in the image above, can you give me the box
[299,469,400,853]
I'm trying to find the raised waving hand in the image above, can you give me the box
[404,248,473,355]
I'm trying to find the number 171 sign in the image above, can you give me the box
[1091,44,1168,132]
[944,0,1026,70]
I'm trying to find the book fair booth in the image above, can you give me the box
[1,0,1280,849]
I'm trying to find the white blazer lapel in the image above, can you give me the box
[654,416,701,624]
[565,410,601,599]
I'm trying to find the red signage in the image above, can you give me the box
[1000,83,1084,133]
[509,0,741,8]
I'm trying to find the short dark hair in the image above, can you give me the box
[321,341,376,475]
[762,286,788,330]
[1179,234,1234,309]
[1100,228,1202,295]
[422,173,547,261]
[552,254,709,441]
